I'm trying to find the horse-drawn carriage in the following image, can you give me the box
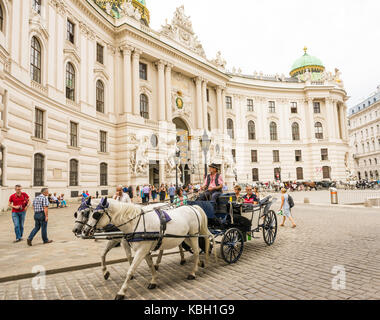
[188,194,278,264]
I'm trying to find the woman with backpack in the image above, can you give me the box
[279,188,296,228]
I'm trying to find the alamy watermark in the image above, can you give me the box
[31,265,46,291]
[331,265,346,291]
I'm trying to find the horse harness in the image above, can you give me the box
[90,204,203,252]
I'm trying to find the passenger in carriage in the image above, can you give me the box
[243,185,259,204]
[199,163,224,203]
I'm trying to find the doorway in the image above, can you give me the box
[149,161,160,187]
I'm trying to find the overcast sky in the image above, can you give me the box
[148,0,380,108]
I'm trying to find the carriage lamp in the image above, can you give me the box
[200,130,211,178]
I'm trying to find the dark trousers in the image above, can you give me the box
[28,212,49,243]
[170,196,175,203]
[199,191,222,203]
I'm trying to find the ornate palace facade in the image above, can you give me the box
[0,0,350,208]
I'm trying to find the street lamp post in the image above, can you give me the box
[200,130,211,179]
[175,149,180,190]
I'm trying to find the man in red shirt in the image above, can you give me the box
[8,185,30,243]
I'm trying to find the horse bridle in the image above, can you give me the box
[85,204,113,232]
[74,207,91,226]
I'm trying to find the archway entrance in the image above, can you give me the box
[173,118,191,186]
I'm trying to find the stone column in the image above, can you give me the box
[339,103,347,140]
[216,86,223,133]
[156,60,166,122]
[333,100,341,140]
[195,77,203,129]
[165,64,173,122]
[326,98,336,140]
[202,80,208,130]
[121,46,133,115]
[307,99,314,140]
[132,49,142,116]
[221,88,227,136]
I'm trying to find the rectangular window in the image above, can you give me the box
[232,149,236,163]
[269,101,276,113]
[296,167,304,180]
[314,102,321,114]
[247,99,254,112]
[139,63,147,80]
[35,108,44,139]
[100,131,107,153]
[295,150,302,162]
[252,168,259,182]
[226,96,232,109]
[321,148,329,161]
[251,150,258,163]
[70,122,78,148]
[273,150,280,163]
[67,20,75,44]
[291,102,298,114]
[96,43,104,64]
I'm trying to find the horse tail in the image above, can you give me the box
[193,205,212,266]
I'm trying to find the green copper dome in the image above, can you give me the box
[290,47,325,77]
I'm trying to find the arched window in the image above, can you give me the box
[140,94,149,119]
[32,0,41,14]
[100,163,108,186]
[66,62,75,101]
[315,122,323,139]
[0,5,3,32]
[96,80,104,113]
[296,167,304,180]
[292,122,300,141]
[207,113,211,131]
[30,36,42,84]
[322,166,331,179]
[34,153,44,187]
[227,118,234,139]
[69,159,78,187]
[248,121,256,140]
[270,122,278,141]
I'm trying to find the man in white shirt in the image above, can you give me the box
[113,185,131,203]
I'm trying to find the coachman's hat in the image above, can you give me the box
[208,163,219,171]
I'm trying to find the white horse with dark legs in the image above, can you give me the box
[82,197,211,300]
[73,198,186,281]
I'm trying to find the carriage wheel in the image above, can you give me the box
[263,210,277,246]
[220,228,244,264]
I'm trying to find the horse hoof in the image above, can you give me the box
[154,265,159,271]
[115,295,125,301]
[187,275,196,281]
[180,260,186,266]
[148,283,157,290]
[104,271,110,280]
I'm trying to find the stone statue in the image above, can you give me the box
[211,51,227,69]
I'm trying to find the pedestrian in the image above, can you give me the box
[159,184,166,202]
[278,188,296,228]
[113,185,131,203]
[8,185,30,243]
[96,191,99,199]
[60,194,67,208]
[143,185,150,203]
[127,186,134,200]
[51,193,60,208]
[27,188,53,246]
[151,185,158,202]
[168,184,176,203]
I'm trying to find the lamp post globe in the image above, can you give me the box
[200,130,211,179]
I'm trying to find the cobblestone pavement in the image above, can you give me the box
[1,204,379,300]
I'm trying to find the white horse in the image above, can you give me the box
[82,197,211,300]
[72,198,187,281]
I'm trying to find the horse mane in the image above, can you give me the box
[108,199,141,225]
